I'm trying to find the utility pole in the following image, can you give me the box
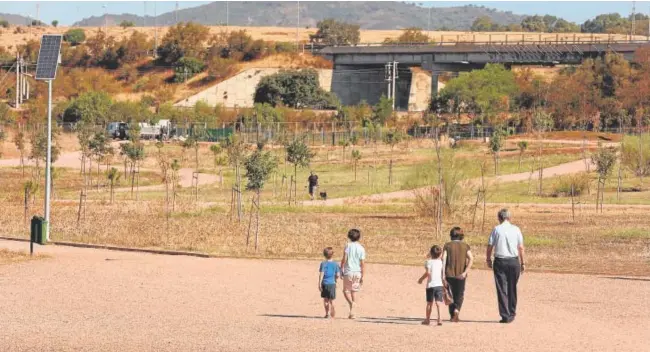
[154,1,158,58]
[103,4,108,33]
[392,61,398,110]
[226,0,229,31]
[15,52,20,109]
[296,1,300,49]
[632,1,636,39]
[36,3,40,25]
[428,7,431,37]
[175,1,179,24]
[143,1,147,27]
[385,62,392,100]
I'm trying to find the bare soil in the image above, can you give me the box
[0,240,647,352]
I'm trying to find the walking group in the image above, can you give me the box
[318,208,526,324]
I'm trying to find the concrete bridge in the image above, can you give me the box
[319,40,650,110]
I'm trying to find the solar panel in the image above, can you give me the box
[35,35,63,80]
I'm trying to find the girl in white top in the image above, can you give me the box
[418,245,444,326]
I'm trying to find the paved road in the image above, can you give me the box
[0,240,647,352]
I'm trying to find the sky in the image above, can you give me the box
[0,1,640,26]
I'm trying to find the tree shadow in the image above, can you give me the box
[602,276,650,282]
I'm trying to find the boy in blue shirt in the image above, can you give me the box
[319,247,341,318]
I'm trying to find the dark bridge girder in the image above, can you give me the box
[320,42,648,66]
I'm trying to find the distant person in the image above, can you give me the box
[442,227,474,322]
[340,228,365,319]
[418,245,444,326]
[307,171,319,201]
[486,209,526,324]
[319,247,341,319]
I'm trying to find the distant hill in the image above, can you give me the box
[0,13,36,26]
[73,2,526,30]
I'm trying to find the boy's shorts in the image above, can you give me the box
[321,284,336,300]
[343,272,362,293]
[426,287,443,303]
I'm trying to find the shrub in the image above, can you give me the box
[254,69,338,109]
[553,172,591,196]
[64,28,87,46]
[621,134,650,177]
[274,41,296,53]
[120,20,135,28]
[173,57,206,82]
[0,20,9,29]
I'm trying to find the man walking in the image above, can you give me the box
[307,171,319,201]
[486,209,526,323]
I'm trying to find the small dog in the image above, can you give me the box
[319,191,328,201]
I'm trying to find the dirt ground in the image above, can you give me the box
[0,240,647,352]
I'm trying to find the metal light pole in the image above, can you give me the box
[44,79,52,241]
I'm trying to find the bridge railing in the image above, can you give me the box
[310,34,650,52]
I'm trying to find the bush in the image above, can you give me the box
[64,28,86,46]
[254,69,338,109]
[173,57,206,83]
[120,20,135,28]
[621,134,650,177]
[274,41,296,53]
[0,20,9,29]
[553,172,591,197]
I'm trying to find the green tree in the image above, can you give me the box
[158,22,210,64]
[106,167,121,204]
[520,15,548,32]
[517,140,529,170]
[63,91,113,124]
[384,28,430,44]
[254,69,338,109]
[351,149,362,181]
[372,95,393,125]
[582,13,628,33]
[244,145,278,250]
[383,129,403,185]
[489,128,505,175]
[51,20,59,28]
[120,20,135,28]
[285,136,315,204]
[14,129,26,176]
[173,57,206,82]
[591,144,617,212]
[471,16,503,31]
[222,135,248,221]
[119,141,145,198]
[440,64,516,126]
[310,19,360,45]
[63,28,87,46]
[552,19,580,33]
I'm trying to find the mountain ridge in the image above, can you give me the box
[71,2,526,30]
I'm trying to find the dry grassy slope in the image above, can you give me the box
[1,25,645,49]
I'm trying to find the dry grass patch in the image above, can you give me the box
[0,249,45,265]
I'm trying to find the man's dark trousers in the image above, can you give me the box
[493,257,521,321]
[446,277,466,318]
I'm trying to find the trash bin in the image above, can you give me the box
[30,216,47,245]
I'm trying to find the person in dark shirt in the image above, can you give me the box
[308,171,319,200]
[442,227,474,323]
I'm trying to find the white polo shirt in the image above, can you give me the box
[488,220,524,259]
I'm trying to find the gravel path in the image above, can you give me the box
[0,151,218,189]
[313,158,594,206]
[0,240,647,352]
